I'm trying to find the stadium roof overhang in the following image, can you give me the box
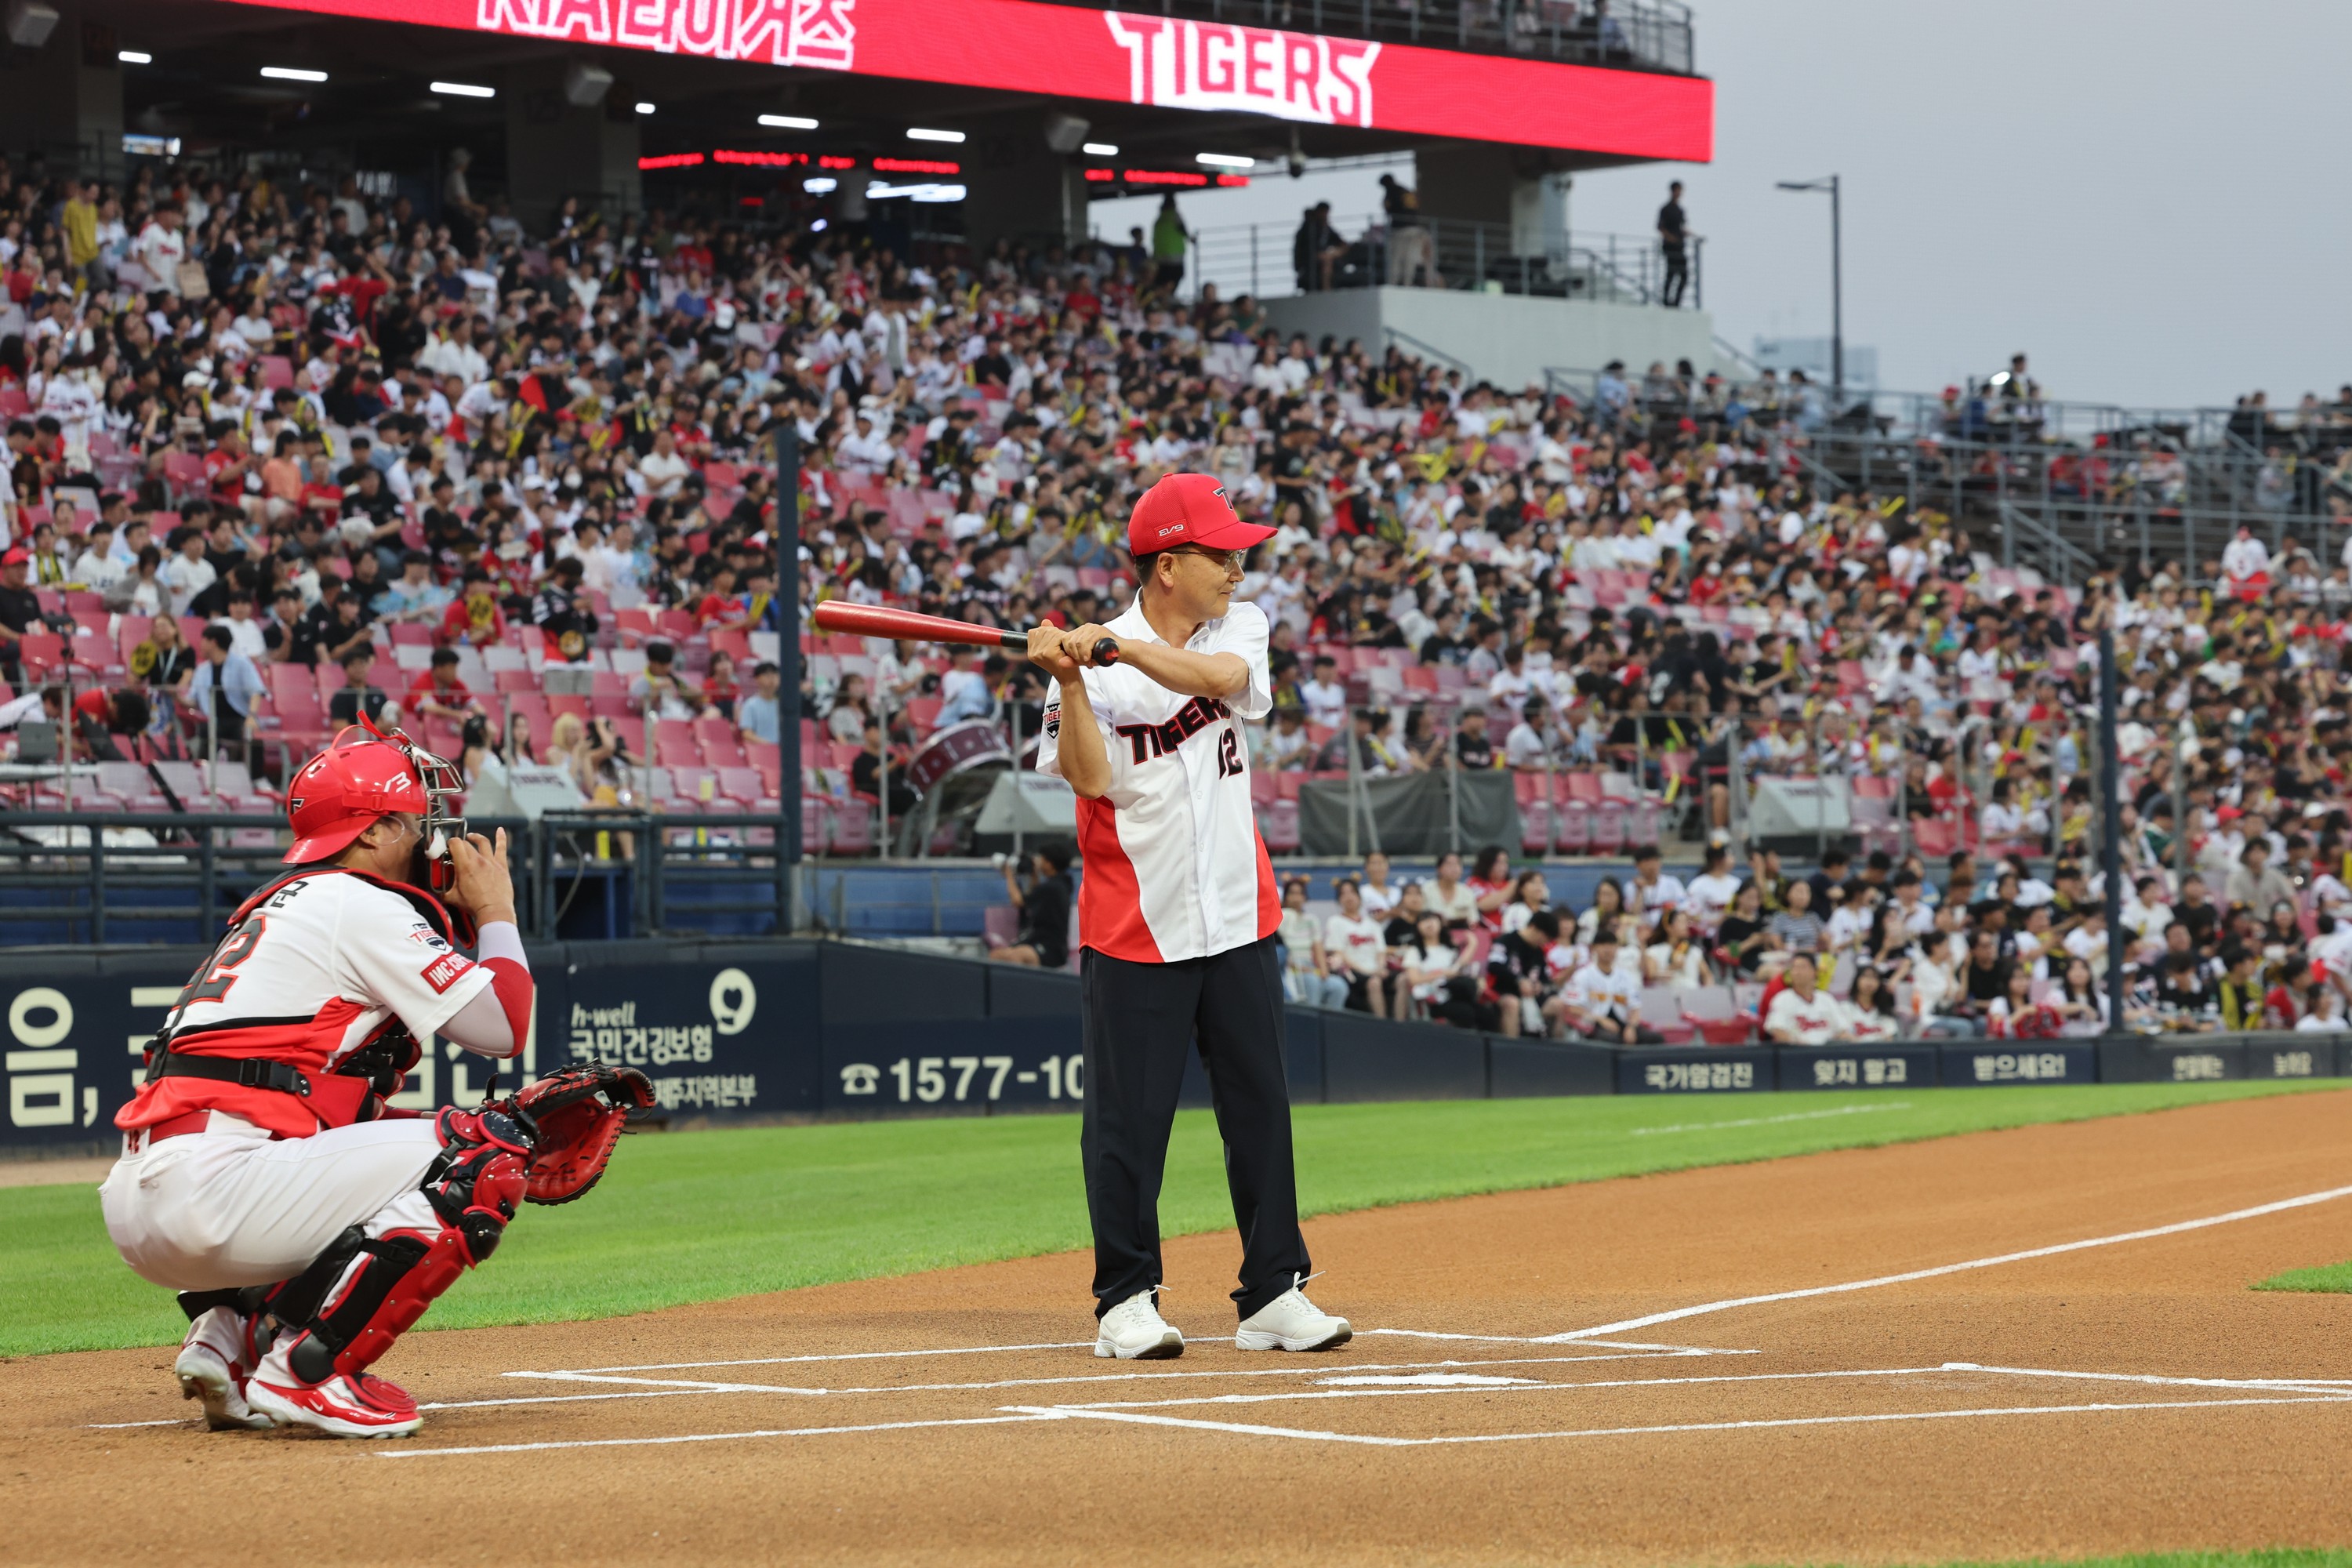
[85,0,1711,177]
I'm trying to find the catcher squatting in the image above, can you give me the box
[98,721,652,1439]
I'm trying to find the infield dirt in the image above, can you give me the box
[13,1087,2352,1567]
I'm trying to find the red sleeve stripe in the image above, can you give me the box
[482,957,532,1060]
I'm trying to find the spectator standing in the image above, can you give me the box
[0,548,42,684]
[1149,195,1192,295]
[1657,181,1690,307]
[1380,173,1436,288]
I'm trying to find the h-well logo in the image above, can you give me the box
[1104,11,1378,127]
[474,0,856,68]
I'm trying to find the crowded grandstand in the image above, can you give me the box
[1,150,2348,1047]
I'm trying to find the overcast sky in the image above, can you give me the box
[1091,1,2351,410]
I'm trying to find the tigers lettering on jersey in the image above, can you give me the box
[1112,695,1232,763]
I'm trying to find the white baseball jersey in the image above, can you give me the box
[118,869,495,1139]
[1565,961,1642,1024]
[1036,599,1279,964]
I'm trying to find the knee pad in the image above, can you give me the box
[421,1105,533,1265]
[260,1108,535,1385]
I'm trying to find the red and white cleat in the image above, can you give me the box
[245,1345,422,1438]
[174,1307,271,1432]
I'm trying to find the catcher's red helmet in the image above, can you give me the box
[284,725,466,884]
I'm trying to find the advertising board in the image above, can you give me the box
[211,0,1714,159]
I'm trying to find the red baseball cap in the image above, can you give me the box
[1126,473,1275,557]
[0,548,26,567]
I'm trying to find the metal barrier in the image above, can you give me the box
[1188,218,1698,309]
[0,812,796,942]
[1029,0,1697,74]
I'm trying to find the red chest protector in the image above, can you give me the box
[117,869,470,1138]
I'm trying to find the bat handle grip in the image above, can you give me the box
[1005,627,1120,667]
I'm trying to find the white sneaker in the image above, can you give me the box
[174,1307,270,1432]
[244,1340,423,1438]
[1094,1288,1184,1360]
[1236,1287,1352,1352]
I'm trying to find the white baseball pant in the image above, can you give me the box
[100,1113,445,1293]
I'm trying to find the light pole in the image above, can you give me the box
[1775,175,1842,409]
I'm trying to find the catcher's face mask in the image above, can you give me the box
[361,716,468,897]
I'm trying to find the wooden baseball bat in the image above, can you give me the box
[811,601,1120,666]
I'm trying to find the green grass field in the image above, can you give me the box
[3,1079,2336,1359]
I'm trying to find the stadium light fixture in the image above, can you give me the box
[117,49,151,64]
[1082,142,1118,157]
[1775,174,1843,403]
[1195,152,1254,169]
[634,101,655,114]
[760,114,818,130]
[804,176,838,194]
[906,127,965,143]
[430,80,495,99]
[259,65,328,82]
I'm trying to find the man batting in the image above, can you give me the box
[100,723,649,1437]
[1031,471,1350,1359]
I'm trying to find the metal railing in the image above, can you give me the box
[0,812,798,943]
[1188,216,1700,309]
[1030,0,1696,74]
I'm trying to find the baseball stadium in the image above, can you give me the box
[4,1,2352,1563]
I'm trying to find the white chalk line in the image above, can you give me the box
[378,1412,1061,1458]
[1363,1328,1746,1354]
[461,1351,1705,1412]
[1947,1362,2352,1396]
[556,1340,1094,1374]
[1542,1181,2352,1342]
[354,1362,2352,1458]
[1008,1394,2352,1449]
[1044,1362,2352,1414]
[1628,1103,1915,1137]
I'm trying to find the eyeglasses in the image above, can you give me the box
[1167,546,1246,573]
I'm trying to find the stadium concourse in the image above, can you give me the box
[5,157,2352,1044]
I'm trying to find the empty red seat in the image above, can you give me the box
[824,798,872,855]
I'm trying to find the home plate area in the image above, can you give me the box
[377,1329,2352,1460]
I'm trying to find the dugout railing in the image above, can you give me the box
[0,811,798,944]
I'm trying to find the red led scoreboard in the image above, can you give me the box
[205,0,1712,161]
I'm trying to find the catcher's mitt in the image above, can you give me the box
[492,1063,656,1205]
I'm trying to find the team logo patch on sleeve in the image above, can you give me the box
[420,953,474,993]
[406,924,452,953]
[1044,705,1060,739]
